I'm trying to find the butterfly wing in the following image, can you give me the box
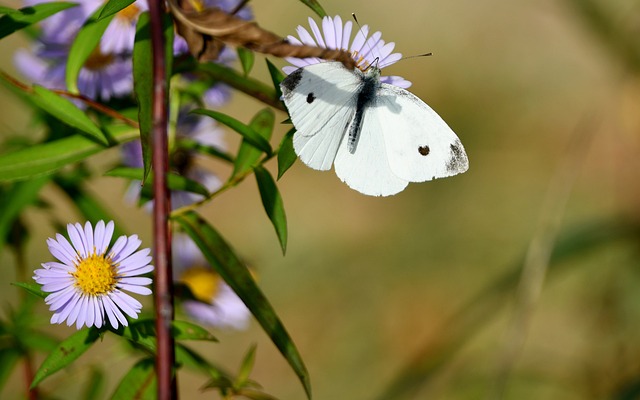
[333,110,409,197]
[280,62,361,170]
[376,84,469,182]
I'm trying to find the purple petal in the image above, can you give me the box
[117,283,152,295]
[308,17,326,48]
[84,221,94,255]
[67,223,87,257]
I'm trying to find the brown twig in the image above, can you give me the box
[0,70,139,128]
[147,1,176,399]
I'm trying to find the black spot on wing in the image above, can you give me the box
[306,92,315,103]
[446,141,469,173]
[280,68,303,93]
[418,145,430,156]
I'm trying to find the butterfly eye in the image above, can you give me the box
[306,93,316,103]
[418,145,430,156]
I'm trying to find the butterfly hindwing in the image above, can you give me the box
[375,83,469,182]
[334,106,409,197]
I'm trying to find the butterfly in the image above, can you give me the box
[280,61,469,196]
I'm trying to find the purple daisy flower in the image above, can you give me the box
[173,233,250,330]
[33,221,154,330]
[100,1,148,54]
[284,15,412,88]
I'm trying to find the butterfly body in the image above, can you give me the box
[280,61,468,196]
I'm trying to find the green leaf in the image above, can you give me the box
[0,177,49,255]
[130,12,173,184]
[97,0,134,20]
[178,138,234,163]
[0,348,21,391]
[173,212,311,399]
[133,12,153,184]
[110,358,156,400]
[266,59,285,100]
[236,344,257,387]
[0,2,78,40]
[233,108,275,177]
[30,85,109,145]
[237,47,255,76]
[255,167,287,254]
[192,61,283,111]
[105,167,210,197]
[16,331,59,353]
[65,6,115,93]
[277,128,297,179]
[192,109,272,155]
[114,319,217,349]
[31,327,101,388]
[298,0,326,17]
[0,6,18,14]
[81,367,105,400]
[236,389,280,400]
[0,124,138,182]
[175,343,231,378]
[11,282,47,299]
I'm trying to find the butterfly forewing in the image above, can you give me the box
[281,62,363,171]
[376,84,469,182]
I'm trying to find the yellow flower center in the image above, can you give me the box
[84,48,114,71]
[180,267,220,302]
[117,3,140,21]
[71,254,118,296]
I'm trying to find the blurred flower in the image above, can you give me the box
[101,1,147,54]
[33,221,154,330]
[15,47,133,101]
[284,15,411,88]
[121,110,226,209]
[173,233,250,330]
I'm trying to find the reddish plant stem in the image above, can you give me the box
[23,354,38,400]
[147,1,177,399]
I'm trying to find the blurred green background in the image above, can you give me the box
[2,0,640,399]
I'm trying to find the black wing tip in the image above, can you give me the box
[446,141,469,173]
[280,68,304,93]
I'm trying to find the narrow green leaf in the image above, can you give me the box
[110,358,156,400]
[97,0,134,20]
[236,389,280,400]
[236,344,257,387]
[114,319,217,347]
[178,138,235,163]
[277,128,297,179]
[105,167,210,197]
[0,124,138,182]
[0,6,18,14]
[175,343,231,378]
[192,61,284,111]
[133,12,153,183]
[237,47,255,76]
[0,348,21,391]
[16,331,59,353]
[66,6,115,93]
[81,367,105,400]
[31,327,101,388]
[0,2,78,40]
[255,167,287,254]
[192,109,272,155]
[0,177,48,255]
[173,212,311,399]
[298,0,326,17]
[11,282,47,299]
[233,108,275,177]
[266,59,285,100]
[31,86,108,145]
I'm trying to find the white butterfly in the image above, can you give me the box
[280,61,469,197]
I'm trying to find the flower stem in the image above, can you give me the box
[148,0,177,398]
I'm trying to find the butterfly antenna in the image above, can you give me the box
[351,13,381,70]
